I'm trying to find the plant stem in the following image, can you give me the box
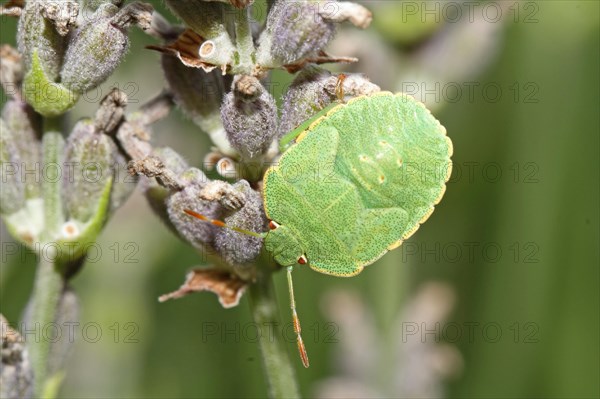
[41,130,65,237]
[29,255,65,398]
[28,121,67,397]
[233,6,255,74]
[248,266,301,399]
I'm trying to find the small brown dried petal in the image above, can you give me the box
[116,121,153,161]
[95,88,128,134]
[112,1,153,30]
[199,180,246,210]
[147,29,218,72]
[0,0,23,16]
[159,268,248,308]
[41,0,79,36]
[128,155,184,190]
[283,51,358,74]
[228,0,253,9]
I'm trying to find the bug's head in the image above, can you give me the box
[264,221,307,267]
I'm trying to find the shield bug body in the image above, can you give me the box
[264,92,452,275]
[186,92,453,367]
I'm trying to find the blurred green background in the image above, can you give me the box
[1,1,598,398]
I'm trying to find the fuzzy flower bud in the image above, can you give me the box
[214,180,266,267]
[17,0,68,82]
[141,147,190,230]
[164,0,225,38]
[166,170,220,249]
[21,50,79,116]
[1,100,42,199]
[18,0,79,116]
[221,75,277,162]
[164,0,235,66]
[161,54,234,156]
[0,118,25,215]
[278,66,334,138]
[258,0,336,66]
[110,150,137,212]
[62,120,117,222]
[60,2,153,94]
[89,88,138,213]
[82,0,124,12]
[278,66,380,138]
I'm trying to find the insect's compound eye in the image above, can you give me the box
[268,221,280,230]
[297,255,308,265]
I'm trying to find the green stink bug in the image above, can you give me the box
[186,91,453,367]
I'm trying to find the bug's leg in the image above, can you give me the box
[335,73,347,102]
[287,266,309,368]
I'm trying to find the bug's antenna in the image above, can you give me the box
[287,266,310,368]
[183,209,265,238]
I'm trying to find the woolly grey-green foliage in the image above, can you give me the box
[1,101,42,199]
[221,75,278,160]
[265,0,336,65]
[166,175,220,249]
[17,0,67,82]
[161,54,226,138]
[0,117,25,215]
[60,3,153,94]
[214,180,267,267]
[62,119,118,222]
[278,66,381,137]
[278,66,336,137]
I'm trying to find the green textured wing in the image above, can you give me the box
[264,126,362,276]
[315,92,452,244]
[264,92,452,275]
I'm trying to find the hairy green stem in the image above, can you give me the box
[29,255,65,398]
[232,6,255,74]
[248,266,301,399]
[41,130,65,238]
[28,121,67,398]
